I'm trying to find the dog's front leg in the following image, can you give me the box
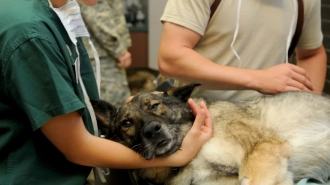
[239,139,293,185]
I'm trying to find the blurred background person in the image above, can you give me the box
[81,0,132,108]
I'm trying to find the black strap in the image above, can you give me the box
[209,0,304,58]
[288,0,304,58]
[210,0,222,20]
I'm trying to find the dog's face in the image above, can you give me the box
[92,83,201,160]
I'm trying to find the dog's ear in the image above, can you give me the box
[90,99,117,137]
[164,82,201,102]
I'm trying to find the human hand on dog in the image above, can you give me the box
[168,98,213,166]
[253,63,314,94]
[125,91,163,103]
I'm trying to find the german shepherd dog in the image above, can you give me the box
[91,83,330,185]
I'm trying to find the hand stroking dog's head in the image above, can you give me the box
[91,82,202,160]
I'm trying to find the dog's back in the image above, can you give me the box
[196,91,330,184]
[258,92,330,182]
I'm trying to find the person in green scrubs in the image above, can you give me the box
[0,0,213,184]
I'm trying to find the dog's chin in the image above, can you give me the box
[143,139,180,160]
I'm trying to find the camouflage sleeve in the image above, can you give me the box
[81,0,132,58]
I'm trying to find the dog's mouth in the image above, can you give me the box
[157,139,169,148]
[141,136,179,160]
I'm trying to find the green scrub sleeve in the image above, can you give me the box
[5,37,86,131]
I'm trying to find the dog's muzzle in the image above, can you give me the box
[141,121,170,159]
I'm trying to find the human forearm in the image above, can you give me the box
[158,44,254,90]
[40,111,170,169]
[41,102,212,169]
[158,22,258,90]
[159,16,317,96]
[70,135,171,169]
[159,47,315,94]
[296,45,327,94]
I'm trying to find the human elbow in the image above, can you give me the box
[158,52,179,78]
[60,138,94,166]
[62,151,87,166]
[158,57,171,77]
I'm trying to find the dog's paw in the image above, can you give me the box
[239,173,293,185]
[241,177,250,185]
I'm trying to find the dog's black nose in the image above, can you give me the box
[143,121,161,139]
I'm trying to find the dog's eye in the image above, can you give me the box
[121,120,133,128]
[149,103,159,111]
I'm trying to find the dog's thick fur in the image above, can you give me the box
[91,83,330,185]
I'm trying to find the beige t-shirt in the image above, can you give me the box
[160,0,323,102]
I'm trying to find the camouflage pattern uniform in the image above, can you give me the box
[81,0,132,108]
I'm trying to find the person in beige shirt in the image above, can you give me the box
[159,0,327,102]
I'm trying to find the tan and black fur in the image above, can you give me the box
[91,83,330,185]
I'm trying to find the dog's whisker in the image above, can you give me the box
[131,143,142,151]
[135,150,143,160]
[137,148,143,156]
[132,143,147,159]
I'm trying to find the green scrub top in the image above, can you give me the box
[0,0,99,184]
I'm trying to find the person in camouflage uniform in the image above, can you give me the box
[81,0,132,108]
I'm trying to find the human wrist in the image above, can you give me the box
[242,69,261,91]
[147,150,191,168]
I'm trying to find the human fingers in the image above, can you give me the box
[166,101,213,167]
[187,99,212,135]
[290,65,314,91]
[289,64,310,80]
[125,96,134,102]
[126,92,162,103]
[187,98,199,116]
[199,101,209,116]
[286,78,313,93]
[260,64,314,94]
[189,101,213,142]
[198,101,212,133]
[176,109,208,162]
[117,58,131,68]
[116,57,125,67]
[151,91,163,94]
[117,51,132,68]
